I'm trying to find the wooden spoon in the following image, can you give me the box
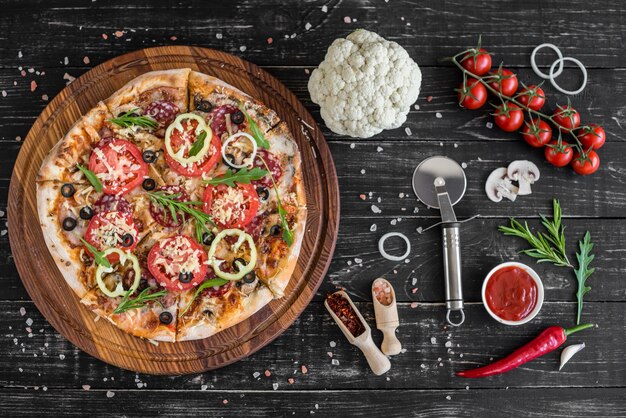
[372,278,402,356]
[325,290,391,375]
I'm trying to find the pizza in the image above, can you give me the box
[36,69,307,342]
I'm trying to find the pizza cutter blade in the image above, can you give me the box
[412,156,467,327]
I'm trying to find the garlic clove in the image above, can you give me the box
[559,342,585,371]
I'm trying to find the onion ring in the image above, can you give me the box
[531,43,564,80]
[549,56,588,95]
[221,132,258,169]
[378,232,411,261]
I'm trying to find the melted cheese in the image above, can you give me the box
[211,187,248,225]
[153,236,202,280]
[93,212,137,248]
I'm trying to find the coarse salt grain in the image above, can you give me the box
[253,372,260,378]
[410,302,418,308]
[240,46,247,52]
[19,307,26,316]
[106,391,115,398]
[360,169,365,174]
[350,143,355,149]
[114,30,124,38]
[26,318,33,326]
[430,337,437,344]
[445,341,452,348]
[216,33,223,39]
[83,56,90,64]
[42,94,48,101]
[405,127,412,136]
[343,16,352,23]
[370,224,377,232]
[461,162,467,169]
[376,146,383,152]
[82,385,90,390]
[1,91,7,97]
[322,5,328,12]
[170,36,177,41]
[272,383,279,390]
[331,359,340,365]
[305,22,312,30]
[435,112,442,118]
[329,341,336,348]
[371,205,381,214]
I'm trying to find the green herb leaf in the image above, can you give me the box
[238,105,270,149]
[113,287,168,314]
[76,163,103,193]
[256,155,294,247]
[179,278,229,317]
[204,167,268,188]
[574,231,595,325]
[109,109,159,130]
[79,238,111,269]
[188,131,207,157]
[147,191,215,244]
[498,200,572,268]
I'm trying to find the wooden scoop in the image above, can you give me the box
[325,290,391,375]
[372,278,402,356]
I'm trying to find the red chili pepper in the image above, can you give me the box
[456,323,594,378]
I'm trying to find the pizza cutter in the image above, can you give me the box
[412,156,467,327]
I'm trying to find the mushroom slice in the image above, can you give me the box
[507,160,540,196]
[485,167,519,202]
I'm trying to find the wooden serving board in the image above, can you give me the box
[7,46,339,375]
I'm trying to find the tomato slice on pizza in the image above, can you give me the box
[203,183,260,229]
[84,211,139,262]
[164,114,221,177]
[147,235,208,291]
[88,139,148,195]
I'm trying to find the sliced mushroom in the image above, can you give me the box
[485,167,519,202]
[507,160,540,196]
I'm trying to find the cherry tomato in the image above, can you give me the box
[203,183,260,229]
[544,141,574,167]
[164,118,222,177]
[84,211,138,262]
[494,103,524,132]
[521,118,552,148]
[552,104,580,132]
[88,139,148,196]
[577,124,606,150]
[488,68,518,97]
[460,48,492,76]
[457,78,487,110]
[147,235,208,291]
[572,151,600,175]
[517,85,546,111]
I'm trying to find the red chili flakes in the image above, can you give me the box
[411,288,418,294]
[359,194,366,201]
[42,94,49,101]
[30,80,37,92]
[267,37,273,45]
[83,56,90,64]
[114,30,124,38]
[264,370,271,377]
[426,96,433,102]
[222,399,229,405]
[301,365,308,374]
[288,378,294,384]
[410,302,418,308]
[170,36,177,41]
[327,293,365,337]
[101,33,108,40]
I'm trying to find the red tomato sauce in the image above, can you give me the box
[485,266,538,321]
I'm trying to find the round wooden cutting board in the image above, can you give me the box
[8,46,339,374]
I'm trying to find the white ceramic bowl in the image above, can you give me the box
[481,261,544,326]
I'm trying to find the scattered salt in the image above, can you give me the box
[106,391,115,398]
[430,337,437,344]
[370,224,377,232]
[305,22,312,30]
[329,341,336,348]
[216,33,223,39]
[343,16,352,23]
[445,341,452,348]
[371,205,381,214]
[19,307,26,316]
[331,359,340,365]
[435,112,442,118]
[273,383,279,390]
[239,46,247,52]
[376,146,383,152]
[322,5,328,12]
[253,372,261,378]
[26,318,33,326]
[405,127,412,136]
[350,143,355,149]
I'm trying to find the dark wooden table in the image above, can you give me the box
[1,1,625,416]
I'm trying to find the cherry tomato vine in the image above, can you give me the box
[447,38,604,175]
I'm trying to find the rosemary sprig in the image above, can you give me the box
[238,104,270,149]
[574,232,595,325]
[179,278,229,317]
[76,163,103,193]
[109,108,159,130]
[114,287,168,314]
[147,191,215,244]
[204,167,268,187]
[79,238,111,268]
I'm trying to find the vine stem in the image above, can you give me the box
[449,49,586,155]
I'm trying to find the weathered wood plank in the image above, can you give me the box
[1,217,624,303]
[1,0,625,69]
[1,66,625,144]
[1,387,625,417]
[1,301,623,390]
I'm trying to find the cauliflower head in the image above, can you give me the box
[308,29,422,138]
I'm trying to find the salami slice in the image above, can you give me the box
[93,194,132,215]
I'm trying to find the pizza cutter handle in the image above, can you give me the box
[442,222,464,326]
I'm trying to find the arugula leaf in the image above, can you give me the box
[574,231,595,325]
[188,131,207,157]
[204,167,268,187]
[179,278,229,317]
[278,203,294,246]
[79,238,111,269]
[114,287,168,314]
[76,163,103,193]
[238,105,270,149]
[109,109,159,130]
[147,191,215,244]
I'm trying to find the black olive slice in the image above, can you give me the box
[270,225,282,237]
[178,271,193,283]
[79,206,94,220]
[243,271,256,284]
[121,233,134,247]
[61,183,76,198]
[194,96,213,112]
[202,232,214,246]
[159,311,173,324]
[62,217,77,231]
[142,150,157,163]
[256,187,270,202]
[231,110,245,124]
[142,178,156,191]
[232,258,246,272]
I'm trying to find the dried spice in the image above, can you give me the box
[327,293,365,337]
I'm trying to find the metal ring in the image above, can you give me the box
[446,309,465,327]
[378,232,411,262]
[531,43,564,80]
[549,56,588,95]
